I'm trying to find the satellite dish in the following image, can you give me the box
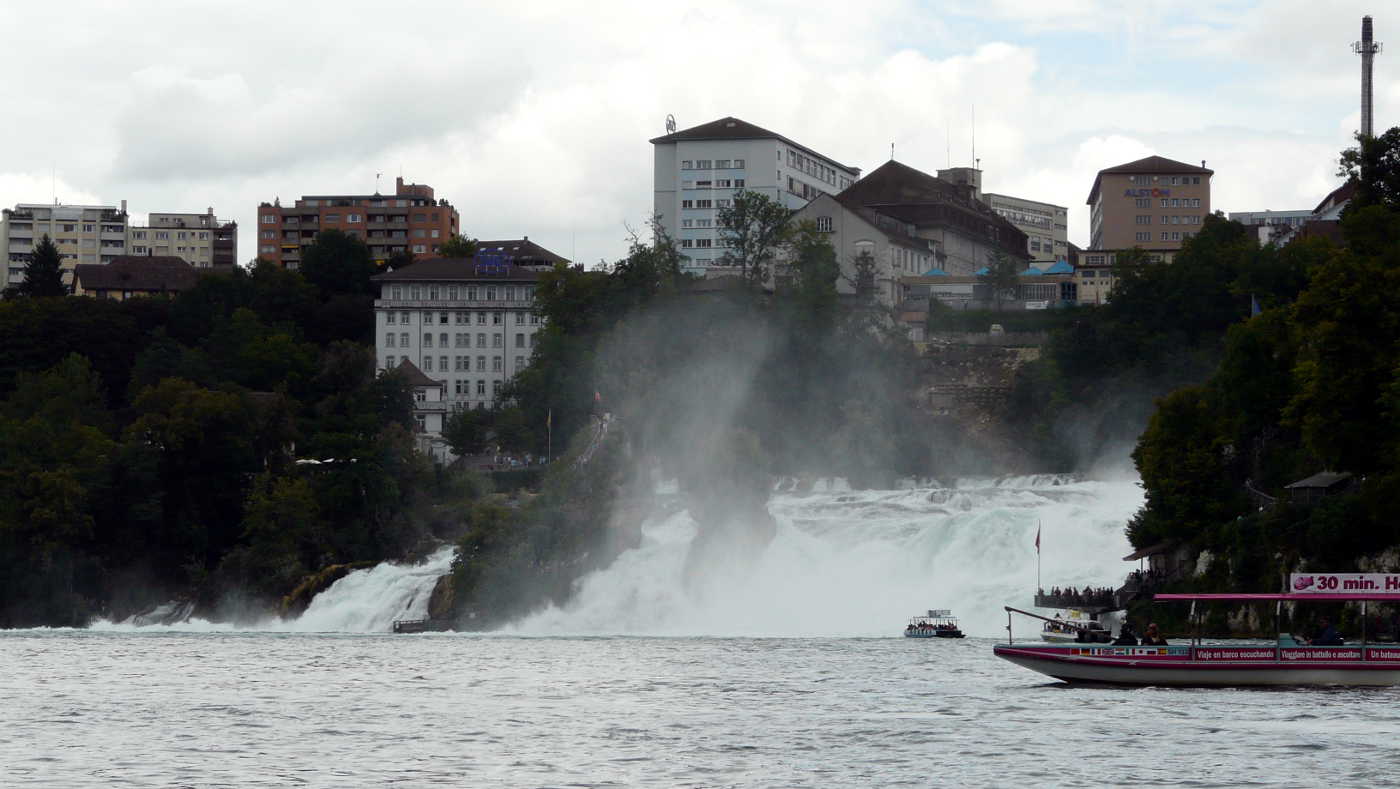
[665,114,677,134]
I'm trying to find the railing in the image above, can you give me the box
[392,619,451,633]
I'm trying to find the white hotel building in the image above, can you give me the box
[651,117,860,274]
[371,257,551,457]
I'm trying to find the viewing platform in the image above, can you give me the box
[391,618,452,633]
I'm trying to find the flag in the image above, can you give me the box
[1250,294,1261,317]
[1035,523,1041,553]
[546,409,552,429]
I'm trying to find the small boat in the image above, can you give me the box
[996,590,1400,686]
[904,609,965,639]
[1040,609,1111,643]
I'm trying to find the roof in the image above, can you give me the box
[649,116,859,174]
[472,238,569,265]
[392,358,443,388]
[1312,181,1356,214]
[1087,155,1215,205]
[1156,592,1400,603]
[922,267,949,276]
[1285,471,1354,490]
[1022,266,1043,276]
[73,256,197,293]
[834,160,1029,259]
[370,258,542,283]
[1043,260,1075,274]
[1122,541,1178,561]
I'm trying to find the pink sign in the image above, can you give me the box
[1366,648,1400,662]
[1192,647,1277,661]
[1290,573,1400,593]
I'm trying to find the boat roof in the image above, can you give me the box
[1156,593,1400,602]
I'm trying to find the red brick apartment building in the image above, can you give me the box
[257,177,459,268]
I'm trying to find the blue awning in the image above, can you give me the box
[1043,260,1075,274]
[922,267,949,276]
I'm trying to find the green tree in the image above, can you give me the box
[978,252,1021,311]
[1338,126,1400,211]
[783,221,840,334]
[437,235,480,258]
[444,406,490,457]
[299,229,377,299]
[717,190,793,288]
[850,249,877,302]
[11,234,67,299]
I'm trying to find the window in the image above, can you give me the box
[346,214,361,223]
[696,239,712,248]
[476,380,486,395]
[681,219,693,228]
[476,355,486,371]
[455,380,467,395]
[440,355,447,371]
[531,314,540,325]
[455,333,465,347]
[696,159,712,168]
[1135,215,1150,225]
[492,312,503,325]
[493,333,503,348]
[515,333,524,347]
[385,356,395,369]
[325,213,340,222]
[424,333,433,348]
[1160,199,1169,208]
[715,179,731,188]
[386,333,395,347]
[816,216,833,232]
[680,240,693,248]
[439,332,448,347]
[1135,232,1150,242]
[715,159,731,168]
[696,180,712,188]
[734,179,745,188]
[1135,198,1149,208]
[1171,198,1180,208]
[1192,177,1201,184]
[681,200,694,209]
[695,200,712,209]
[477,332,487,347]
[400,332,409,346]
[1191,198,1201,207]
[1161,232,1169,241]
[424,356,433,371]
[492,356,503,372]
[414,213,426,222]
[529,333,538,347]
[515,356,525,372]
[681,160,692,169]
[455,311,466,324]
[439,312,449,324]
[1171,216,1180,225]
[1172,232,1181,241]
[422,311,432,323]
[1161,216,1169,225]
[400,311,409,324]
[261,215,276,224]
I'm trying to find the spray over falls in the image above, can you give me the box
[511,475,1141,638]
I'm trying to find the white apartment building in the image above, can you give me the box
[127,210,237,268]
[371,258,547,455]
[652,116,860,274]
[984,192,1069,264]
[1,201,128,289]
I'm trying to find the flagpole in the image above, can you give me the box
[546,408,552,465]
[1036,519,1042,597]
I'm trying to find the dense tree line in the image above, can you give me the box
[0,230,444,627]
[1114,130,1400,590]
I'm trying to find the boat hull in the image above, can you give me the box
[995,644,1400,687]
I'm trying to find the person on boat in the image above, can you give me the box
[1113,622,1139,646]
[1141,623,1168,646]
[1310,618,1344,646]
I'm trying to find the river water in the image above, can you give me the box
[7,632,1400,787]
[6,477,1399,786]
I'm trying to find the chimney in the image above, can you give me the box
[120,199,127,214]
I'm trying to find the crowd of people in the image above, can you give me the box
[905,621,961,636]
[1037,585,1116,609]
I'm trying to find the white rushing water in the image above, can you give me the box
[89,546,457,634]
[511,475,1141,638]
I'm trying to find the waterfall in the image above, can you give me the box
[508,476,1142,638]
[289,546,457,633]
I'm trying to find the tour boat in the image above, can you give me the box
[1040,608,1111,643]
[995,582,1400,686]
[904,609,965,639]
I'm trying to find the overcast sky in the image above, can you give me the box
[2,1,1395,266]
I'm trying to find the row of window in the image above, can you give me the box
[387,331,535,349]
[680,159,746,170]
[681,178,747,190]
[1134,231,1196,242]
[385,284,535,302]
[787,177,823,201]
[1127,175,1203,186]
[785,149,850,189]
[681,198,732,210]
[385,356,528,376]
[1134,214,1203,225]
[385,309,539,326]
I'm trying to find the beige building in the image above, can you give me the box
[73,256,197,300]
[127,210,237,269]
[788,160,1029,307]
[984,193,1069,264]
[1,201,129,290]
[1086,155,1213,251]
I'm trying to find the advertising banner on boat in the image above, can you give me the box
[1280,647,1364,661]
[1289,573,1400,594]
[1192,647,1277,661]
[1365,648,1400,662]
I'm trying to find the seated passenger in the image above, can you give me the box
[1310,618,1344,646]
[1141,623,1168,646]
[1113,623,1139,646]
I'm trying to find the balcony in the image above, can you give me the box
[413,400,448,413]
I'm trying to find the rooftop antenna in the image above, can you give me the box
[1353,16,1383,138]
[891,142,895,161]
[971,104,976,168]
[375,172,382,194]
[665,114,677,134]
